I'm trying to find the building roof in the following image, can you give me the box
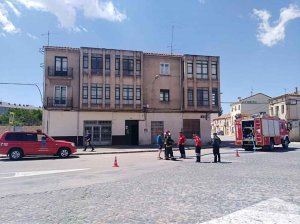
[213,113,231,120]
[230,93,271,106]
[0,101,41,110]
[269,93,300,101]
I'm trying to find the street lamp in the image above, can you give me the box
[0,82,43,106]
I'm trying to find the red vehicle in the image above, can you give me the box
[235,116,290,151]
[0,131,77,160]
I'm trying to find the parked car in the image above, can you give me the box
[0,131,77,160]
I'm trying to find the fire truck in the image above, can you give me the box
[235,115,291,150]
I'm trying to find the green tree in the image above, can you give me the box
[0,108,42,126]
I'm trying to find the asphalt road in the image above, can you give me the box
[0,144,299,224]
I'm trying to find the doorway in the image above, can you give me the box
[125,120,139,145]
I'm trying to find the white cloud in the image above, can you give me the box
[0,3,19,33]
[5,0,21,17]
[26,32,37,39]
[15,0,126,31]
[253,4,300,47]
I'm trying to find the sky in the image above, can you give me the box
[0,0,299,113]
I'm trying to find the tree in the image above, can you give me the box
[0,108,42,126]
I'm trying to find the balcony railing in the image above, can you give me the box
[45,97,73,109]
[47,66,73,78]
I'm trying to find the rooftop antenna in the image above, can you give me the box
[284,88,287,94]
[167,25,175,55]
[250,88,253,96]
[41,31,57,46]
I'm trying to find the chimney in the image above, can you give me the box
[295,87,298,94]
[237,97,241,101]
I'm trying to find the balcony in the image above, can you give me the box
[45,97,73,109]
[47,66,73,79]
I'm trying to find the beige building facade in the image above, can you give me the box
[269,88,300,141]
[43,46,220,146]
[229,93,271,134]
[211,113,232,135]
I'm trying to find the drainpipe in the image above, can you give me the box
[76,49,81,146]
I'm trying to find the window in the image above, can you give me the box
[187,61,193,78]
[105,85,110,100]
[212,88,218,106]
[160,63,170,75]
[55,57,68,75]
[123,85,134,104]
[281,105,285,114]
[270,107,273,116]
[183,119,200,138]
[136,59,141,71]
[105,55,110,70]
[115,86,120,100]
[197,88,209,106]
[188,89,194,106]
[83,54,88,69]
[91,84,102,104]
[196,61,208,79]
[82,84,88,104]
[123,58,134,75]
[54,86,67,105]
[160,89,170,102]
[115,56,120,76]
[91,55,103,74]
[275,106,279,116]
[211,62,217,79]
[136,87,141,100]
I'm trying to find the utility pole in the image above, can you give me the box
[41,31,57,46]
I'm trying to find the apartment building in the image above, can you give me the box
[269,88,300,141]
[43,46,220,146]
[229,93,271,134]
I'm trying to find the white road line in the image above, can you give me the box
[200,197,300,224]
[0,168,90,179]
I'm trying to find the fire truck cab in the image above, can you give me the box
[235,115,290,151]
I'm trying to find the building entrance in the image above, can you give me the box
[84,120,112,145]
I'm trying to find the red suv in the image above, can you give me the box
[0,131,77,160]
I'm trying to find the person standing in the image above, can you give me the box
[193,133,202,162]
[83,131,95,152]
[211,133,221,163]
[178,132,186,158]
[165,131,175,160]
[156,132,164,160]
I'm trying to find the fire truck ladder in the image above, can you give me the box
[253,119,262,151]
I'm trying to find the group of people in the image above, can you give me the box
[156,130,222,163]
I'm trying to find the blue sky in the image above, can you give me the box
[0,0,299,113]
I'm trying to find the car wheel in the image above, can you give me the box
[9,148,23,161]
[282,139,289,149]
[269,140,274,150]
[58,148,70,158]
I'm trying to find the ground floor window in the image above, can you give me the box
[84,120,112,145]
[151,121,164,144]
[183,119,200,138]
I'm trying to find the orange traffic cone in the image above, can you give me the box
[236,149,240,157]
[112,156,119,167]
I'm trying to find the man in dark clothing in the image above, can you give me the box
[83,131,94,152]
[164,131,175,160]
[211,133,221,162]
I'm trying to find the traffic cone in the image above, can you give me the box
[236,149,240,157]
[112,156,119,167]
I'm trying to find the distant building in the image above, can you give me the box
[0,101,40,115]
[211,113,232,135]
[230,93,271,134]
[269,88,300,141]
[43,46,221,146]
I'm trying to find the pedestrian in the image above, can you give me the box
[193,133,202,162]
[83,131,95,152]
[156,132,164,160]
[178,131,186,158]
[164,130,175,160]
[211,133,221,163]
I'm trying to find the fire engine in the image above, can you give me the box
[235,115,291,151]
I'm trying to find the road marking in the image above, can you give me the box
[201,197,300,224]
[0,168,90,179]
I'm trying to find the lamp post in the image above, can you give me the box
[0,82,43,106]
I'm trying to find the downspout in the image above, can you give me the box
[76,49,81,146]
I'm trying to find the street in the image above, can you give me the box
[0,144,300,224]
